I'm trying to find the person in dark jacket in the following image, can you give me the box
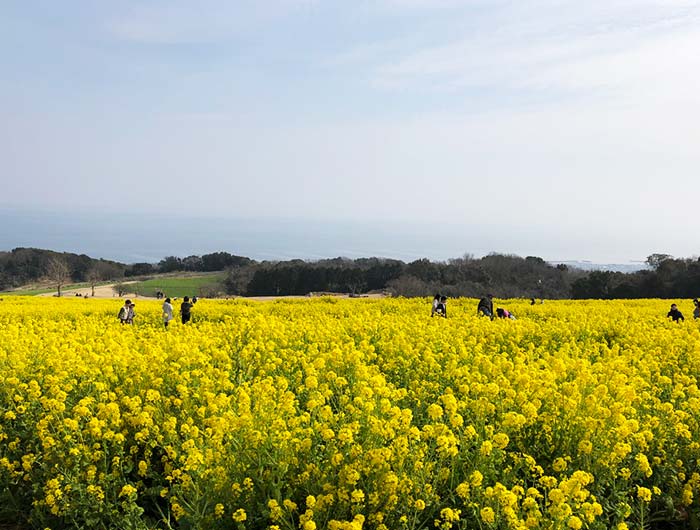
[180,296,193,324]
[667,303,684,322]
[477,294,494,319]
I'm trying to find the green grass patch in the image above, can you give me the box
[127,273,226,298]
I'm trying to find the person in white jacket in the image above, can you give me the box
[162,297,174,329]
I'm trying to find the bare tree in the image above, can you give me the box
[86,263,111,297]
[46,258,71,297]
[86,267,101,297]
[112,282,128,297]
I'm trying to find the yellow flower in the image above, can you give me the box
[480,441,493,456]
[637,487,652,502]
[578,440,593,455]
[567,516,583,529]
[552,458,567,472]
[351,489,365,503]
[481,507,495,524]
[493,432,509,449]
[427,404,443,420]
[119,485,137,498]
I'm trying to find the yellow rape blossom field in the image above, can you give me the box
[1,296,699,530]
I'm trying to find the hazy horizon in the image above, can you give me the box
[0,207,656,266]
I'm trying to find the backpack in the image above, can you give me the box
[118,306,127,320]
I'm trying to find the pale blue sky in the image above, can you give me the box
[2,1,699,262]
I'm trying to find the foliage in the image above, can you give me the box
[158,253,252,274]
[233,254,574,298]
[571,256,700,299]
[0,248,125,291]
[1,297,700,529]
[5,248,700,300]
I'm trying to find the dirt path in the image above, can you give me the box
[37,283,387,302]
[38,281,153,300]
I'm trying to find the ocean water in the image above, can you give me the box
[0,209,479,263]
[0,209,647,270]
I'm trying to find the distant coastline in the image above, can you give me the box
[0,208,649,268]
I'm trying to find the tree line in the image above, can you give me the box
[570,253,700,299]
[2,247,700,300]
[0,248,125,293]
[0,249,253,292]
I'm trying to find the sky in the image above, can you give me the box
[1,1,699,263]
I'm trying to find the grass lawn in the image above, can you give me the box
[127,273,226,298]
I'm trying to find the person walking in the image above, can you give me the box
[126,302,136,324]
[163,297,174,328]
[118,300,131,324]
[180,296,193,324]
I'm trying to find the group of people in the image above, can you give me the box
[122,293,697,327]
[118,295,196,328]
[667,299,700,322]
[431,293,516,320]
[477,294,516,320]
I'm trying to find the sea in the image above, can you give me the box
[0,208,647,271]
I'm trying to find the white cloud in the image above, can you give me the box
[345,0,700,101]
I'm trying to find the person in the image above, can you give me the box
[161,297,174,328]
[477,294,494,319]
[496,307,516,320]
[431,293,441,317]
[433,296,447,318]
[192,296,198,304]
[118,300,131,324]
[180,296,193,324]
[693,299,700,319]
[126,302,136,324]
[530,297,536,305]
[667,303,684,322]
